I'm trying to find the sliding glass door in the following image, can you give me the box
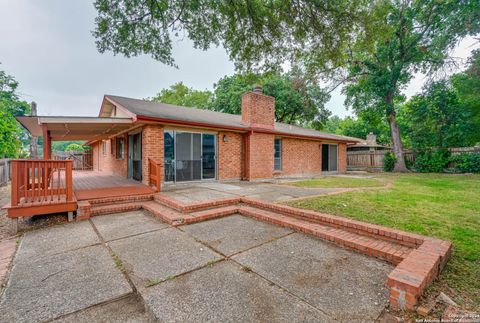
[164,131,217,182]
[321,144,338,172]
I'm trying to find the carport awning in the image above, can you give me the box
[17,116,134,141]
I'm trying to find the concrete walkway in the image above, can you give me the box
[162,180,344,203]
[0,210,392,322]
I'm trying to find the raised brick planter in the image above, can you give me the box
[77,192,451,311]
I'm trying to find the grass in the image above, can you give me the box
[289,176,384,188]
[287,173,480,308]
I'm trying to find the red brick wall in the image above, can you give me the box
[278,138,322,177]
[142,125,164,186]
[338,143,347,173]
[247,132,275,179]
[241,92,275,129]
[90,136,128,177]
[218,132,243,180]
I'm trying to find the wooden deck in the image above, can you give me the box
[73,171,155,201]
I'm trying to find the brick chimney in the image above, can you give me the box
[366,132,377,146]
[241,86,275,129]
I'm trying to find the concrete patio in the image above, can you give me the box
[0,210,392,322]
[161,180,345,203]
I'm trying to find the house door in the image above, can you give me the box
[164,131,217,182]
[322,144,338,172]
[132,133,142,181]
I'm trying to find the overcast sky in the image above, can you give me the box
[0,1,478,118]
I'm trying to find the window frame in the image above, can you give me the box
[102,141,107,157]
[274,138,282,171]
[116,137,125,160]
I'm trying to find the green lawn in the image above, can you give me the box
[287,174,480,308]
[289,176,385,188]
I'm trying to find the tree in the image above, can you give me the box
[93,0,377,69]
[324,111,391,144]
[65,143,85,152]
[451,49,480,144]
[51,141,87,152]
[399,81,471,149]
[0,69,30,158]
[341,0,479,171]
[151,82,213,109]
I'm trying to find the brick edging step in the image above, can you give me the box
[76,193,452,311]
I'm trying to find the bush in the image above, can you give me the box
[449,153,480,173]
[414,149,450,172]
[383,152,396,172]
[65,143,85,152]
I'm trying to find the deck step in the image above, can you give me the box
[90,202,142,217]
[87,194,154,206]
[238,205,412,264]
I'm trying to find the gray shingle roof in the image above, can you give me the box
[106,95,359,143]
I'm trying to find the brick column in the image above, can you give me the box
[142,125,164,186]
[338,143,347,173]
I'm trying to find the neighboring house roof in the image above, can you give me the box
[104,95,359,143]
[349,139,391,149]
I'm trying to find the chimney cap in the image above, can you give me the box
[253,85,263,93]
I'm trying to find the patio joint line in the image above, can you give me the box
[88,219,138,295]
[101,226,171,244]
[228,257,337,322]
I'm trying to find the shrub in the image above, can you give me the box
[383,151,396,172]
[65,143,85,152]
[414,149,450,173]
[449,153,480,173]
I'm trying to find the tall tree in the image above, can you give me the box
[451,49,480,144]
[0,70,30,158]
[341,0,479,171]
[399,81,472,149]
[151,82,213,109]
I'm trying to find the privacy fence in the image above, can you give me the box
[52,151,93,171]
[347,147,480,171]
[0,159,11,186]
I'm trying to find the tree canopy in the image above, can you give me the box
[151,82,213,109]
[0,69,30,158]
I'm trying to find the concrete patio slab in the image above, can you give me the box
[162,181,345,203]
[233,233,392,323]
[91,210,169,242]
[16,221,100,260]
[182,214,293,256]
[142,260,331,322]
[0,244,132,322]
[108,228,223,288]
[54,295,152,323]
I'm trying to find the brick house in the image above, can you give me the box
[87,88,357,185]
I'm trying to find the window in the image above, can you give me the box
[116,137,125,159]
[274,138,282,171]
[102,141,107,157]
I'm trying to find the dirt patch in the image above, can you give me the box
[0,184,68,240]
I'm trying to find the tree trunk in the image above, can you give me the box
[388,112,409,172]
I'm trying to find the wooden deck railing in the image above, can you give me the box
[148,158,162,192]
[10,160,73,207]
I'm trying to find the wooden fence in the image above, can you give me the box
[347,147,479,171]
[0,159,11,186]
[53,151,93,170]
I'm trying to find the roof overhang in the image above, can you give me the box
[17,116,134,141]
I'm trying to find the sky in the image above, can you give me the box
[0,0,478,118]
